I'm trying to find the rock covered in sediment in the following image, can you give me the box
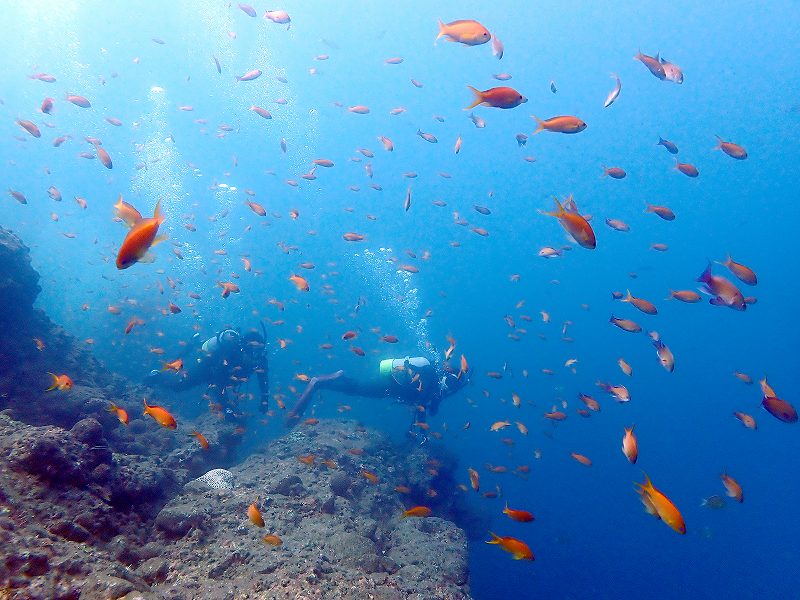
[0,226,40,320]
[0,411,194,595]
[150,419,472,599]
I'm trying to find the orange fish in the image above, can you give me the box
[361,470,379,484]
[721,473,743,503]
[45,373,73,392]
[248,502,265,527]
[532,115,586,134]
[719,255,757,286]
[503,502,535,522]
[645,204,675,221]
[402,506,432,518]
[544,411,567,421]
[298,454,316,465]
[635,474,686,534]
[289,274,309,292]
[617,358,633,377]
[542,197,595,249]
[162,358,183,372]
[17,119,41,138]
[732,411,757,430]
[675,159,699,177]
[262,534,282,546]
[634,51,666,79]
[191,430,209,449]
[219,282,240,298]
[142,399,177,429]
[468,467,480,491]
[621,290,657,315]
[436,19,491,46]
[486,532,534,560]
[571,452,592,466]
[622,426,638,463]
[466,86,527,110]
[697,262,746,311]
[714,136,747,160]
[610,315,642,333]
[668,290,702,303]
[107,403,129,424]
[578,393,601,412]
[653,340,675,372]
[116,199,166,269]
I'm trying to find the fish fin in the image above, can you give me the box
[153,198,164,223]
[543,197,565,218]
[465,86,483,110]
[532,115,545,134]
[151,234,169,248]
[622,289,632,303]
[436,20,446,41]
[696,261,713,283]
[665,290,674,301]
[485,531,501,544]
[137,252,156,264]
[45,372,58,391]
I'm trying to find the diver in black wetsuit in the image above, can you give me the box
[148,327,269,418]
[286,356,470,435]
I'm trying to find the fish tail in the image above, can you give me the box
[532,115,545,134]
[45,372,58,391]
[465,86,483,110]
[665,290,675,301]
[436,20,447,41]
[622,289,632,303]
[486,531,501,544]
[107,402,117,413]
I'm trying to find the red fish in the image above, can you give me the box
[532,115,586,134]
[542,197,595,249]
[116,200,166,269]
[465,86,527,109]
[696,262,746,311]
[486,532,534,560]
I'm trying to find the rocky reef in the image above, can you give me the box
[0,227,473,599]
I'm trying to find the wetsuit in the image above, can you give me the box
[149,329,269,415]
[287,356,468,428]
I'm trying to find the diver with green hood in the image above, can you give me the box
[147,325,269,418]
[286,355,470,436]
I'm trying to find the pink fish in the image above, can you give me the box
[236,69,262,82]
[696,262,746,311]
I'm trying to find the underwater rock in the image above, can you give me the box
[0,227,41,321]
[329,472,352,497]
[155,501,212,539]
[270,474,305,496]
[0,409,472,598]
[147,419,473,599]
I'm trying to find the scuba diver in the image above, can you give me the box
[147,326,269,419]
[286,355,470,437]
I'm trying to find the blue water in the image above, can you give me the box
[2,1,799,598]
